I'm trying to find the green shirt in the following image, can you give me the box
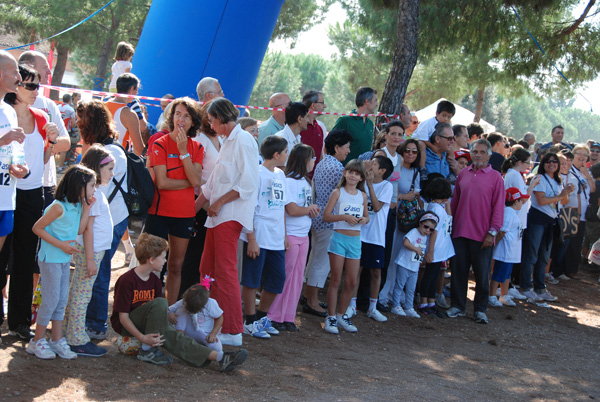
[331,109,375,165]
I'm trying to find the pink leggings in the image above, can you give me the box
[268,235,309,323]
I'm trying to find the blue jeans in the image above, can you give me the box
[392,265,418,309]
[521,222,554,292]
[85,217,128,333]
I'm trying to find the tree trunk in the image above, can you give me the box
[93,2,128,91]
[473,86,485,123]
[377,0,421,130]
[50,43,69,101]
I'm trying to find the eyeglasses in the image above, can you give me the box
[546,160,559,164]
[18,82,39,91]
[404,149,419,154]
[440,136,455,141]
[412,120,420,125]
[422,224,435,232]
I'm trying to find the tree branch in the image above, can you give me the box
[557,0,596,37]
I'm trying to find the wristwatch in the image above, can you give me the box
[488,229,498,237]
[179,153,190,160]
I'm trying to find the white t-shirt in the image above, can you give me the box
[0,100,20,211]
[17,115,46,191]
[99,143,128,224]
[285,176,313,237]
[169,298,223,335]
[395,227,428,272]
[33,96,68,188]
[398,166,421,195]
[561,172,579,209]
[76,190,113,252]
[193,132,222,183]
[383,147,401,202]
[426,202,455,262]
[493,207,523,263]
[411,116,439,141]
[109,60,132,90]
[58,103,75,130]
[240,165,289,250]
[570,166,590,222]
[361,180,393,247]
[531,174,562,219]
[504,168,530,228]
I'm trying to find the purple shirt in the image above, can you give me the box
[451,164,505,242]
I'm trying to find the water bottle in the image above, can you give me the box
[11,143,25,166]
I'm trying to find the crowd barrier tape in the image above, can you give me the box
[40,84,401,119]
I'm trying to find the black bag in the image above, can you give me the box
[396,170,423,232]
[104,139,154,218]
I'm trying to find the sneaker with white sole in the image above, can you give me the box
[26,338,56,360]
[219,349,248,372]
[499,295,516,307]
[535,289,558,302]
[404,308,421,318]
[337,314,357,332]
[488,296,503,307]
[508,287,527,300]
[474,311,489,324]
[259,316,279,336]
[219,333,242,346]
[324,316,339,334]
[85,327,106,340]
[557,274,570,281]
[367,309,387,322]
[390,306,406,316]
[243,320,270,339]
[137,347,173,365]
[545,273,559,285]
[345,305,357,319]
[435,293,449,309]
[49,338,77,359]
[523,289,542,301]
[446,307,466,318]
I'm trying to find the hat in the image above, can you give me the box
[454,149,470,161]
[506,187,530,202]
[590,142,600,149]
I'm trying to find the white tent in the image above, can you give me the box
[415,98,496,133]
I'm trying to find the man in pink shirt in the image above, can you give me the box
[447,139,505,324]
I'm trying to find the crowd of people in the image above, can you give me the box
[0,46,599,371]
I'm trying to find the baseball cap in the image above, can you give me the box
[506,187,530,202]
[590,142,600,149]
[454,149,470,161]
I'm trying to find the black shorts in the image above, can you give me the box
[144,214,195,239]
[360,242,385,269]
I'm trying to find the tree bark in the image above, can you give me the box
[473,86,485,123]
[50,43,69,101]
[377,0,421,130]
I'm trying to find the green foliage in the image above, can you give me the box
[461,87,514,135]
[272,0,336,45]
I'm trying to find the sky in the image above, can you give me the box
[270,1,599,115]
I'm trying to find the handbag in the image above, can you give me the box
[396,170,423,232]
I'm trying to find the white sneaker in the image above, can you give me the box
[219,333,242,346]
[535,289,558,302]
[367,309,387,322]
[545,273,559,285]
[488,296,503,307]
[435,293,449,309]
[499,295,516,307]
[48,337,77,359]
[557,274,570,281]
[26,338,56,360]
[496,288,502,297]
[523,289,542,301]
[337,314,357,332]
[243,321,270,339]
[404,308,420,318]
[508,287,527,300]
[345,305,357,319]
[324,316,339,334]
[390,306,406,316]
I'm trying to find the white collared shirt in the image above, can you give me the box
[202,124,259,231]
[275,124,301,165]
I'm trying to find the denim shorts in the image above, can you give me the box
[0,210,14,237]
[241,243,286,293]
[491,260,513,283]
[328,231,361,260]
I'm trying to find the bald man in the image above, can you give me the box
[257,92,290,146]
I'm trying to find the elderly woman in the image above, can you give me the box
[195,98,259,346]
[145,97,203,305]
[3,64,58,340]
[77,100,129,340]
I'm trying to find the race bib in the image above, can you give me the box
[518,225,524,239]
[412,245,426,262]
[445,216,453,237]
[340,202,363,219]
[303,187,313,207]
[267,179,285,210]
[0,155,12,187]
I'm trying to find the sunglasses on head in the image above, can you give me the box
[18,82,39,91]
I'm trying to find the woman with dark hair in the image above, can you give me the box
[2,64,58,340]
[520,152,573,303]
[195,97,259,346]
[378,138,423,309]
[77,100,129,340]
[302,129,352,317]
[145,97,203,306]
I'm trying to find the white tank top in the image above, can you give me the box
[112,105,128,144]
[333,187,364,231]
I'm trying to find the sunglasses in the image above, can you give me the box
[18,82,40,91]
[546,160,559,164]
[404,149,418,154]
[422,224,435,231]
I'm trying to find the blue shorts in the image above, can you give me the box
[241,243,286,293]
[328,231,361,260]
[360,242,385,269]
[0,210,14,237]
[492,260,514,283]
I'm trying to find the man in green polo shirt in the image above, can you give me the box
[331,87,378,165]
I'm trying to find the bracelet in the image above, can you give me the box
[48,139,57,145]
[179,153,190,160]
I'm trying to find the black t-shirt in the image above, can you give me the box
[586,179,600,222]
[489,152,505,172]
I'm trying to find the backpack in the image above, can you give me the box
[103,139,154,218]
[396,169,423,232]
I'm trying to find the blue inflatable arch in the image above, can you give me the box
[132,0,285,121]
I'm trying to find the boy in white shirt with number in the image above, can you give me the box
[240,136,290,339]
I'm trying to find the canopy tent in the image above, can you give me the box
[415,98,496,133]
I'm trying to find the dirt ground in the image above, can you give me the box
[2,237,600,402]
